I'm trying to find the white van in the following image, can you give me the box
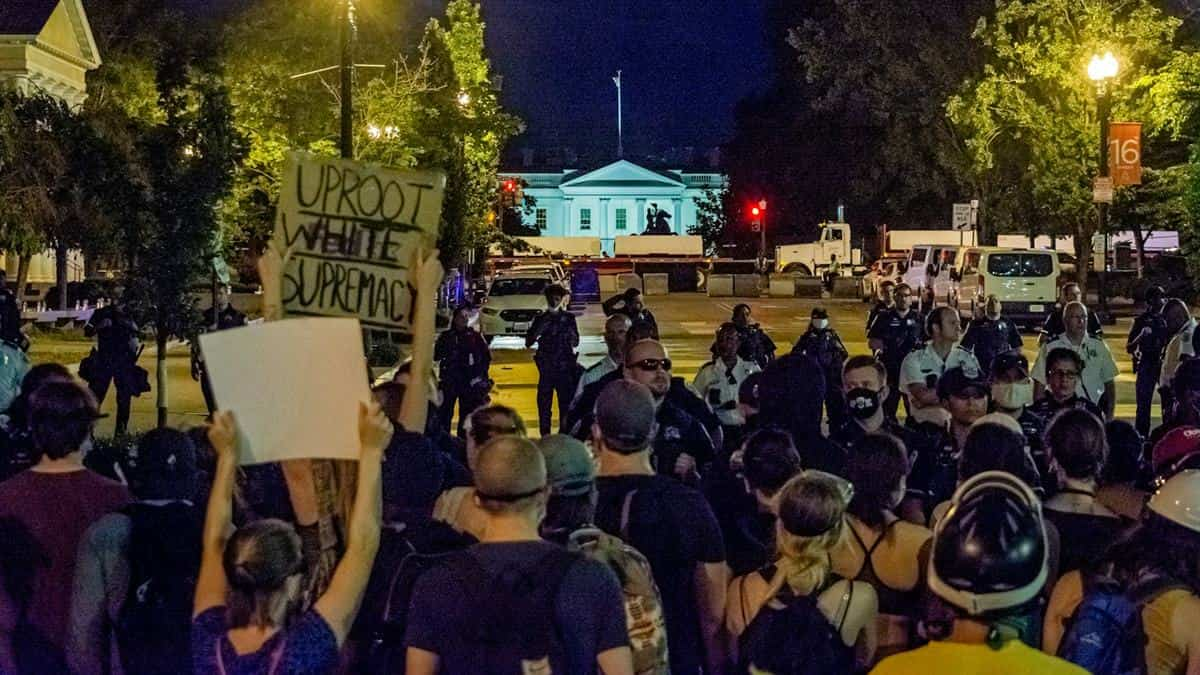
[900,244,969,306]
[958,248,1060,327]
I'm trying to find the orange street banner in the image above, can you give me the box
[1109,122,1142,186]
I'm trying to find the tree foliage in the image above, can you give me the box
[689,187,733,256]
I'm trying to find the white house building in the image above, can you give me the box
[508,159,726,254]
[0,0,100,107]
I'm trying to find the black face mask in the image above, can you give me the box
[846,387,882,420]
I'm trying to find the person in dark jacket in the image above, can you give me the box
[0,271,26,351]
[601,288,658,338]
[191,285,247,415]
[525,284,580,435]
[960,294,1023,374]
[82,290,141,436]
[732,304,776,369]
[434,306,492,436]
[1127,286,1169,436]
[793,307,849,429]
[1040,282,1103,344]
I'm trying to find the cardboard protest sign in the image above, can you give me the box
[273,151,445,332]
[199,318,370,465]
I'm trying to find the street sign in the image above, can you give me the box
[1109,122,1142,186]
[1093,176,1114,204]
[952,203,973,231]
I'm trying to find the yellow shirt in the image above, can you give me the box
[871,640,1087,675]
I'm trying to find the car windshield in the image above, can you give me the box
[987,253,1054,277]
[489,278,549,296]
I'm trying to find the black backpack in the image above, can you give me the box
[115,502,202,675]
[446,546,579,674]
[736,569,855,675]
[357,519,477,674]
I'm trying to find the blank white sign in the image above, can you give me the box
[200,318,369,465]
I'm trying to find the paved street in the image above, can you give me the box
[73,294,1151,438]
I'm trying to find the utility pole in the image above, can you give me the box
[613,70,623,158]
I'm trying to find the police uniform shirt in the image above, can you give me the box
[652,400,716,475]
[434,328,490,384]
[867,309,923,370]
[1129,310,1169,372]
[866,301,893,332]
[1042,305,1103,341]
[527,310,579,365]
[1028,394,1104,421]
[898,344,982,397]
[1160,318,1197,388]
[960,316,1022,372]
[1032,335,1119,405]
[829,417,936,473]
[692,357,761,426]
[736,325,776,369]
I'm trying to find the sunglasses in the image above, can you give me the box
[632,358,672,372]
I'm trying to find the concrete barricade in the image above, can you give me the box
[768,274,796,298]
[707,274,734,297]
[832,277,860,299]
[616,273,643,294]
[795,277,824,298]
[598,274,618,294]
[642,273,670,296]
[733,274,763,297]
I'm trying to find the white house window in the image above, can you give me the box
[580,208,592,230]
[535,208,547,229]
[615,208,627,230]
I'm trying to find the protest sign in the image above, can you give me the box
[199,317,371,465]
[273,151,445,332]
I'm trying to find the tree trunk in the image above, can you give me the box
[14,255,30,309]
[1075,222,1095,287]
[156,328,168,428]
[54,242,69,310]
[1131,224,1147,279]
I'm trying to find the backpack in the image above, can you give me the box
[115,502,203,675]
[568,526,670,675]
[736,569,855,675]
[448,546,579,674]
[1057,573,1183,675]
[358,519,476,675]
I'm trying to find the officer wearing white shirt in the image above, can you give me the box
[900,306,981,427]
[1032,300,1119,418]
[1159,298,1196,390]
[571,313,632,406]
[692,323,761,428]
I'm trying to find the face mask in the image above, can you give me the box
[991,381,1033,410]
[813,319,829,330]
[845,387,882,420]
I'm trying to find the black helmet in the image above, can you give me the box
[928,471,1047,616]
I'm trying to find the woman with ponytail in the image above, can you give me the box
[726,471,878,671]
[191,404,392,674]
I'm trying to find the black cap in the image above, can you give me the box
[811,307,828,320]
[990,351,1029,378]
[938,366,989,399]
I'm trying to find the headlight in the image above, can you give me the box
[481,307,500,316]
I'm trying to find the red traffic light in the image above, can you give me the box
[503,179,515,192]
[750,206,761,217]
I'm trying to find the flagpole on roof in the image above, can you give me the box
[613,70,623,158]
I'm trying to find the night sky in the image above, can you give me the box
[186,0,771,166]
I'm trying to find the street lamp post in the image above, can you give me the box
[339,0,356,159]
[1089,51,1118,319]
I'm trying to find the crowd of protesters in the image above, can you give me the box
[0,260,1198,675]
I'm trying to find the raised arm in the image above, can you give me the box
[314,401,391,645]
[400,249,444,434]
[194,411,239,617]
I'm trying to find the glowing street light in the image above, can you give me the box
[1088,50,1119,316]
[457,91,471,107]
[1088,51,1119,83]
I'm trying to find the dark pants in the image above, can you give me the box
[535,361,578,436]
[439,382,485,437]
[87,363,133,435]
[1135,367,1160,437]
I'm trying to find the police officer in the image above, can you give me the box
[525,283,580,435]
[732,303,776,369]
[899,306,982,431]
[434,306,492,436]
[906,366,990,515]
[693,323,760,436]
[601,287,658,338]
[0,270,25,350]
[1127,286,1168,436]
[82,286,141,436]
[989,351,1053,491]
[793,307,849,428]
[960,294,1023,374]
[866,280,895,333]
[867,282,924,420]
[1040,282,1103,344]
[192,285,247,415]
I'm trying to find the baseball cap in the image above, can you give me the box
[595,380,656,451]
[538,435,595,497]
[990,351,1029,379]
[938,366,990,399]
[126,428,198,500]
[1152,426,1200,478]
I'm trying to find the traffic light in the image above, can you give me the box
[748,204,762,232]
[499,178,517,208]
